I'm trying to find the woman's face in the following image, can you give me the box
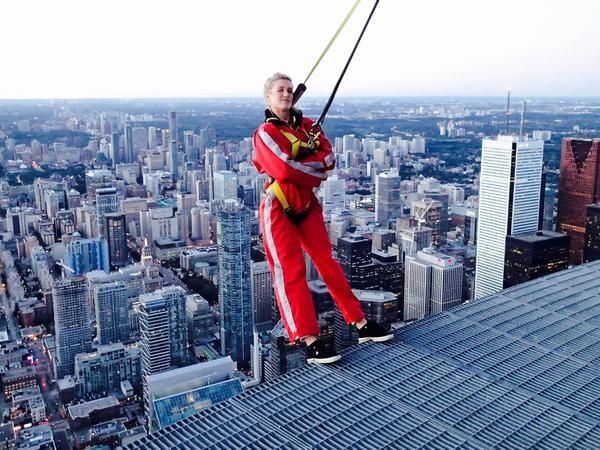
[266,79,293,114]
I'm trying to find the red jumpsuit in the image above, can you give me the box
[253,109,365,342]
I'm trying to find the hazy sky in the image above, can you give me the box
[2,0,599,99]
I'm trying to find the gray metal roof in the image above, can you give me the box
[125,260,600,449]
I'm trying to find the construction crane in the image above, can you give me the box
[415,199,435,231]
[56,261,76,275]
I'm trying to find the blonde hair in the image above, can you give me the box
[263,72,292,100]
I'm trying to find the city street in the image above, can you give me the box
[1,288,19,341]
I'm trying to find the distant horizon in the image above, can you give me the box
[2,94,600,102]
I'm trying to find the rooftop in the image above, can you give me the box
[508,230,570,244]
[126,260,600,449]
[68,395,119,419]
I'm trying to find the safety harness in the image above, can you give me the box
[264,108,315,224]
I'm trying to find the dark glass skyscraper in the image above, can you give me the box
[337,235,379,290]
[105,212,128,268]
[584,204,600,263]
[556,138,600,265]
[504,230,570,289]
[124,123,134,163]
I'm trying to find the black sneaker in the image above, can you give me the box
[305,339,341,364]
[357,320,394,344]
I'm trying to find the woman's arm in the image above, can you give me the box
[253,124,327,187]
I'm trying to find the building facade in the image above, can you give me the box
[74,343,141,397]
[65,238,109,275]
[53,277,92,378]
[104,212,128,268]
[475,135,544,299]
[94,281,130,345]
[504,230,570,288]
[217,199,253,370]
[405,249,463,321]
[556,139,600,265]
[584,204,600,263]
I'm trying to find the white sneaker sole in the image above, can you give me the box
[307,354,342,364]
[358,334,394,344]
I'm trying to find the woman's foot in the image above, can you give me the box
[356,320,394,344]
[305,339,341,364]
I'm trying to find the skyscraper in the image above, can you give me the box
[337,235,379,290]
[404,249,463,321]
[504,230,570,289]
[251,261,274,332]
[96,187,119,238]
[397,225,433,263]
[421,191,449,245]
[475,135,544,299]
[139,286,188,424]
[213,170,238,202]
[375,168,402,225]
[65,238,109,275]
[168,111,178,179]
[217,199,253,370]
[321,175,346,215]
[412,200,444,247]
[556,138,600,265]
[110,132,120,165]
[583,204,600,263]
[53,277,92,378]
[94,282,130,345]
[124,123,134,163]
[104,212,128,268]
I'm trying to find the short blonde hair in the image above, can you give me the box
[264,72,292,100]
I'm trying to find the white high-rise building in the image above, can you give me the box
[404,249,463,321]
[375,168,402,224]
[139,286,187,424]
[475,135,544,299]
[213,170,238,202]
[322,175,346,215]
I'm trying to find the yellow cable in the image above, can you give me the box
[304,0,362,84]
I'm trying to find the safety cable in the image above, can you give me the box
[315,0,380,128]
[305,0,362,84]
[292,0,363,105]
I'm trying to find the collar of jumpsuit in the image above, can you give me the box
[264,107,304,129]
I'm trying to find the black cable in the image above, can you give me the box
[315,0,380,128]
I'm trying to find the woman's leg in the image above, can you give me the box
[298,202,365,325]
[259,192,320,342]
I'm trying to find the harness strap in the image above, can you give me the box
[268,180,291,213]
[267,180,311,221]
[280,130,313,159]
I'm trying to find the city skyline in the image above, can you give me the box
[2,0,600,99]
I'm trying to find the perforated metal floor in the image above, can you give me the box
[125,261,600,449]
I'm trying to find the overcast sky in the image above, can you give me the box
[2,0,599,99]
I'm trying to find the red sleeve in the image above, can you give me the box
[253,123,327,187]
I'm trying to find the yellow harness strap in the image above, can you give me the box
[267,130,316,216]
[268,180,291,212]
[280,130,312,159]
[268,180,311,215]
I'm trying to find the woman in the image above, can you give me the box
[253,73,393,364]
